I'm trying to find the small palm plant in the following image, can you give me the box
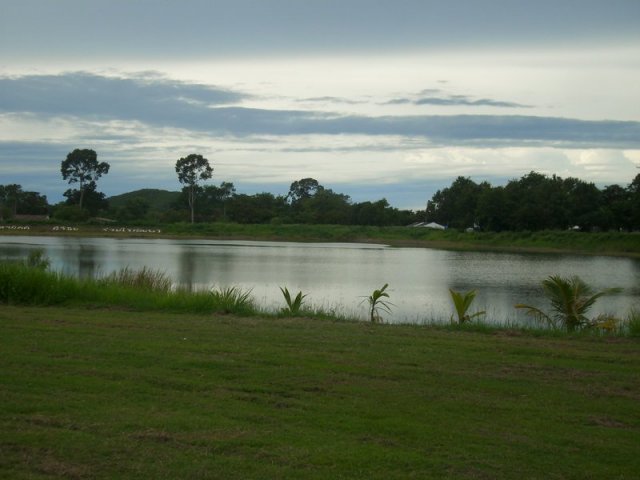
[210,285,254,314]
[279,286,307,315]
[362,283,393,323]
[515,275,621,331]
[449,288,486,324]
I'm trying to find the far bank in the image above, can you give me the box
[1,222,639,258]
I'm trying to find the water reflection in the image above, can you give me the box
[2,235,638,324]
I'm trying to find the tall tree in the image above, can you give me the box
[287,178,323,204]
[217,182,236,220]
[175,153,213,223]
[0,184,23,218]
[61,149,110,210]
[628,173,640,230]
[425,176,483,229]
[63,181,109,216]
[17,191,49,215]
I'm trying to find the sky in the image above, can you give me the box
[1,0,639,209]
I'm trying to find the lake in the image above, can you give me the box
[2,235,639,324]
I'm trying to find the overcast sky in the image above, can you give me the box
[1,0,639,208]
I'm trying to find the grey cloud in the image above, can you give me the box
[414,97,530,108]
[0,72,245,122]
[300,96,365,105]
[2,1,638,60]
[383,98,413,105]
[304,115,640,149]
[2,73,639,148]
[418,89,442,95]
[383,92,530,108]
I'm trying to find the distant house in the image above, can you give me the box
[409,221,446,230]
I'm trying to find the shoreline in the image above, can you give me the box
[1,224,639,258]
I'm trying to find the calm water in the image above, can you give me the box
[2,235,639,324]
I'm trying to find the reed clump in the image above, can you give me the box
[0,262,252,315]
[100,266,172,292]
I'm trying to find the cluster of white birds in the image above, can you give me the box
[0,225,30,230]
[102,227,162,234]
[51,226,79,231]
[0,224,162,234]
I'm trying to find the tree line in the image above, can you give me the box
[425,172,640,231]
[1,148,639,231]
[0,149,418,226]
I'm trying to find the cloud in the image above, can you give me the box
[299,96,365,105]
[384,98,413,105]
[2,72,638,149]
[1,71,639,208]
[414,96,530,108]
[384,91,530,108]
[0,71,246,122]
[2,1,639,61]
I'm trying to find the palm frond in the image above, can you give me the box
[517,275,622,331]
[279,286,308,314]
[449,289,486,324]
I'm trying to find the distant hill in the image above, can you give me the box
[108,189,181,212]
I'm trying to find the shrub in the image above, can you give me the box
[626,309,640,338]
[516,275,622,331]
[449,289,486,324]
[210,286,255,315]
[279,286,307,315]
[362,283,393,323]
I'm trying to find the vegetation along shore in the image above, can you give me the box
[2,222,640,258]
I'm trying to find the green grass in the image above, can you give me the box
[0,262,256,316]
[1,305,639,479]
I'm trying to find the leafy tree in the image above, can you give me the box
[61,149,110,210]
[352,199,394,226]
[116,197,151,222]
[600,184,630,231]
[628,174,640,230]
[0,185,48,218]
[0,184,23,218]
[287,178,323,204]
[227,192,287,224]
[563,177,601,230]
[52,204,90,222]
[175,154,213,223]
[63,181,108,216]
[505,172,561,230]
[217,181,236,220]
[476,186,510,231]
[196,182,236,220]
[426,176,483,229]
[17,191,49,215]
[300,188,351,224]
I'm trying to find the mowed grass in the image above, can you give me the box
[1,306,639,479]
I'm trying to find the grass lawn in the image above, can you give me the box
[1,306,639,479]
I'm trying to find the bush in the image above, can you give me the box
[627,309,640,338]
[53,205,90,222]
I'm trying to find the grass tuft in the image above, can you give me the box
[100,266,173,292]
[210,285,256,315]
